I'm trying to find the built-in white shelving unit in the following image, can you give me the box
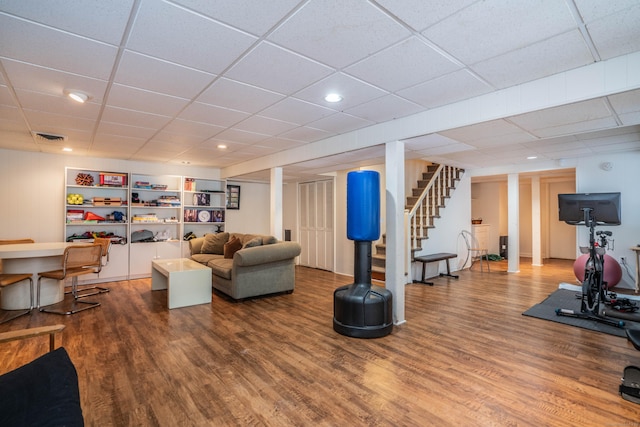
[64,168,130,282]
[64,169,226,280]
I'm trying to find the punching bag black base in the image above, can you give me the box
[333,283,393,338]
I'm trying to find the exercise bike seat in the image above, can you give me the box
[626,329,640,351]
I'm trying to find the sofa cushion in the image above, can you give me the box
[224,236,242,259]
[201,232,229,254]
[207,258,233,280]
[243,237,262,249]
[191,253,223,264]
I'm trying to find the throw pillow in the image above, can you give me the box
[223,236,242,259]
[243,237,262,249]
[201,232,229,254]
[263,235,278,245]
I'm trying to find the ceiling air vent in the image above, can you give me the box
[32,132,67,143]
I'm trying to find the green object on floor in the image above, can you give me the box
[488,254,503,261]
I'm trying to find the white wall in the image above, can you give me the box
[575,152,640,289]
[224,180,270,235]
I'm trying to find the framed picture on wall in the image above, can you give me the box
[226,185,240,210]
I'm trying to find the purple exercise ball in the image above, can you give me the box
[573,253,622,288]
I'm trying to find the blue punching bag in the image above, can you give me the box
[347,171,380,241]
[333,170,393,338]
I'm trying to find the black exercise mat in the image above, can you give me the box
[523,289,640,338]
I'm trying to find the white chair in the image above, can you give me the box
[461,230,490,272]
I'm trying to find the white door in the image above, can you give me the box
[299,180,334,271]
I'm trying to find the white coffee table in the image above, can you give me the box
[151,258,211,309]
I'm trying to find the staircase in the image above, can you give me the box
[372,163,465,281]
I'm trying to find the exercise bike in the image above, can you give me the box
[556,207,626,328]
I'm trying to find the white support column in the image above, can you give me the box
[385,140,405,325]
[507,173,520,273]
[531,176,543,266]
[270,167,283,240]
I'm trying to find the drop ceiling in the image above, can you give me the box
[1,0,639,182]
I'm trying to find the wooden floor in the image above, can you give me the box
[2,259,640,426]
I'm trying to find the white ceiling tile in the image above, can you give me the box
[375,0,478,32]
[278,126,332,143]
[269,0,410,68]
[0,14,118,80]
[115,51,216,99]
[1,59,109,101]
[472,30,594,89]
[440,119,522,143]
[574,0,640,22]
[214,128,270,144]
[101,106,172,129]
[397,69,492,108]
[533,116,619,138]
[108,84,190,117]
[0,85,15,107]
[161,119,224,139]
[0,0,134,45]
[171,0,301,36]
[345,37,461,92]
[618,111,640,126]
[96,121,156,140]
[586,4,640,60]
[127,0,257,73]
[422,0,576,64]
[345,94,422,123]
[14,89,101,121]
[260,98,335,126]
[294,72,387,110]
[415,142,474,156]
[258,137,307,151]
[226,42,333,95]
[401,133,460,149]
[23,109,96,133]
[587,140,640,153]
[234,115,298,136]
[509,99,613,132]
[197,78,284,114]
[608,89,640,115]
[307,113,374,135]
[178,102,249,127]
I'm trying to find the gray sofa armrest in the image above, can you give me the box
[233,242,301,267]
[189,237,205,255]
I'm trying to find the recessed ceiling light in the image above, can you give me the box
[217,144,227,149]
[62,147,72,152]
[67,91,88,103]
[181,161,191,165]
[324,93,343,103]
[527,156,538,160]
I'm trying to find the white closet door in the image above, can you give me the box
[298,179,334,271]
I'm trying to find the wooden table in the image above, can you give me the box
[632,246,640,293]
[0,242,81,309]
[413,253,459,286]
[152,258,211,309]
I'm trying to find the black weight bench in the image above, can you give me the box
[412,253,458,286]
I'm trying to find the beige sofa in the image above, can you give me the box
[189,232,301,300]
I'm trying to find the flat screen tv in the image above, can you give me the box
[558,192,621,225]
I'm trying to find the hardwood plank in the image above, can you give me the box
[1,259,639,426]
